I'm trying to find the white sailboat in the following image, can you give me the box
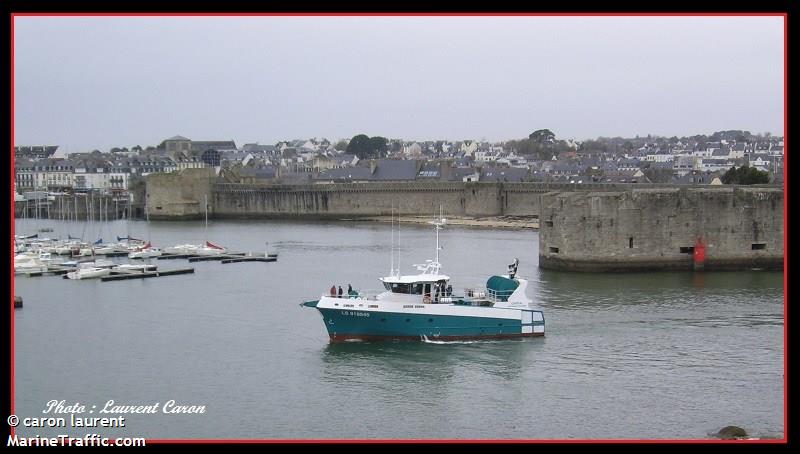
[66,267,111,280]
[164,194,226,255]
[128,242,162,259]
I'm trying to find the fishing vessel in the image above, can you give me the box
[301,214,545,342]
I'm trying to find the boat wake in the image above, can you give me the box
[420,334,482,345]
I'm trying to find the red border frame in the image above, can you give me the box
[9,12,787,444]
[9,10,15,440]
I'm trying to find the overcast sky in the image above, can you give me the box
[13,15,784,153]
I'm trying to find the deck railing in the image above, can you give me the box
[319,287,517,305]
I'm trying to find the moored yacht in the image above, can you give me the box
[163,241,226,255]
[14,254,48,274]
[66,267,111,280]
[128,242,163,259]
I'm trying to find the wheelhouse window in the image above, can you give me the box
[385,282,440,295]
[386,282,412,294]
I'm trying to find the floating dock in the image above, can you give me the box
[221,256,277,264]
[100,267,195,281]
[16,263,193,282]
[158,252,278,263]
[187,252,247,262]
[16,265,74,277]
[95,251,130,257]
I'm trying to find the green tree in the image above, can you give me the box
[581,140,608,153]
[508,139,532,155]
[622,141,634,153]
[334,140,348,151]
[642,167,675,183]
[369,136,388,157]
[346,134,371,158]
[346,134,387,159]
[390,140,403,152]
[721,165,770,185]
[529,129,555,144]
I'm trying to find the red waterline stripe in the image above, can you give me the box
[9,12,787,17]
[328,332,544,342]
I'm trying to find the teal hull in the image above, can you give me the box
[316,307,544,342]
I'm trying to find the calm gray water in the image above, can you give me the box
[13,218,784,440]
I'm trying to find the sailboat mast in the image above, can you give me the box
[396,201,400,276]
[390,203,394,277]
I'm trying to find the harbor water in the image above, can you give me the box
[12,218,784,440]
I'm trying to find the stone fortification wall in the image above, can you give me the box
[210,181,659,219]
[146,168,215,220]
[145,176,784,273]
[212,182,516,218]
[538,187,783,271]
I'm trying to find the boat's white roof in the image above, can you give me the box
[380,274,450,284]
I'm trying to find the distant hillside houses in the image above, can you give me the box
[15,145,59,160]
[13,132,784,193]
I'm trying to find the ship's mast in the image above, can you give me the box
[396,201,401,277]
[429,205,446,270]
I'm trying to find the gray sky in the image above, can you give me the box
[14,16,784,153]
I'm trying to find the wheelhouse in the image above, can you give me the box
[379,274,453,303]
